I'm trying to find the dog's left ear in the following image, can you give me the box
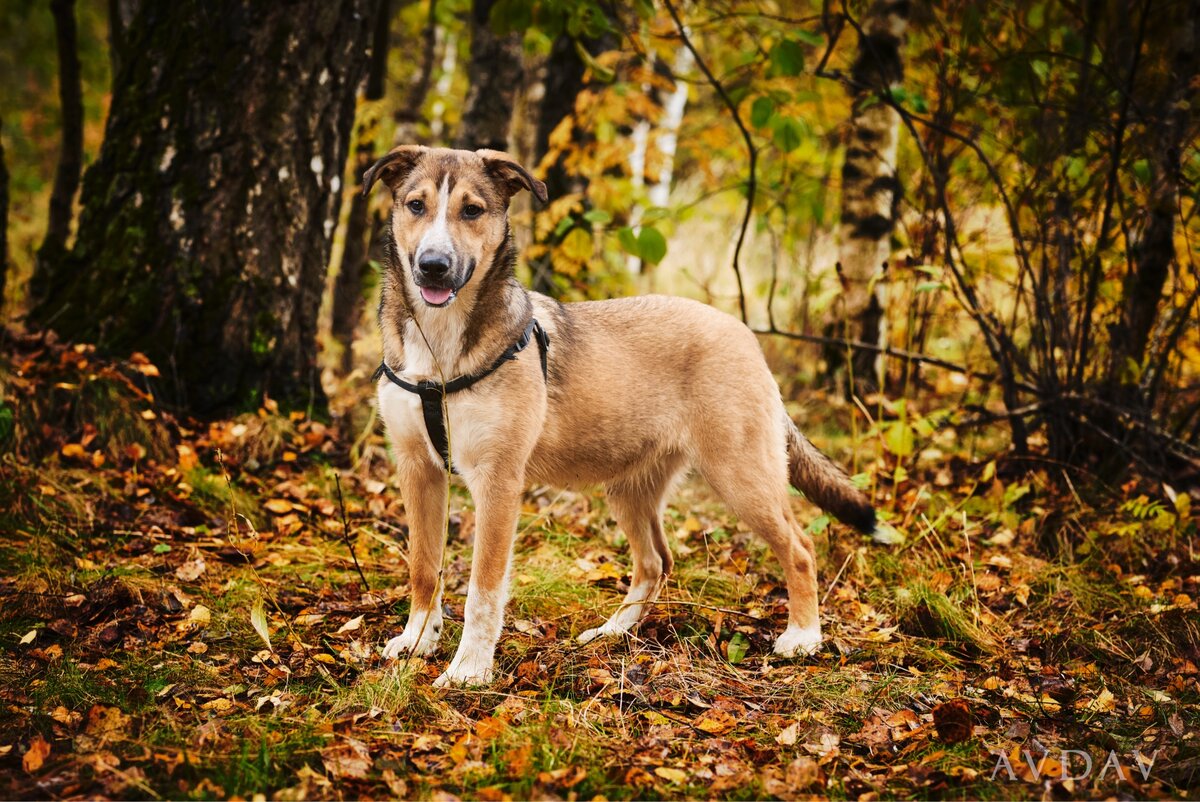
[477,149,549,204]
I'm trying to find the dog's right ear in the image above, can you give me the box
[363,145,426,196]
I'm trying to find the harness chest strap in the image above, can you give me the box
[377,318,550,472]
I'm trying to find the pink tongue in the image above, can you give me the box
[421,286,453,305]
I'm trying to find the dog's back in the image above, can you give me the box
[526,293,872,536]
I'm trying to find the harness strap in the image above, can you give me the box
[378,318,550,472]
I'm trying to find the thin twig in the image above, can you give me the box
[334,472,370,591]
[662,0,752,323]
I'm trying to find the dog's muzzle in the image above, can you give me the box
[413,250,474,307]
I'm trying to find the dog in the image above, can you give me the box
[363,146,876,687]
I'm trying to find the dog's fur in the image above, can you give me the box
[365,146,875,686]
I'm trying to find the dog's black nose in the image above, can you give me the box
[418,253,452,277]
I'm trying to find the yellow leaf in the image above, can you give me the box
[177,444,199,471]
[250,598,272,651]
[189,604,211,624]
[654,766,689,784]
[20,629,37,645]
[560,227,593,262]
[61,443,86,460]
[282,450,298,462]
[264,498,294,514]
[696,709,737,735]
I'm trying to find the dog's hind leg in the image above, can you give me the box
[700,429,823,657]
[578,460,683,644]
[382,457,448,659]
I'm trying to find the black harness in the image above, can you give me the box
[377,318,550,473]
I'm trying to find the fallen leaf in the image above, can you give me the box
[189,604,211,625]
[250,598,272,651]
[177,444,199,471]
[20,629,37,645]
[175,556,206,581]
[932,698,973,744]
[61,443,86,460]
[321,737,372,779]
[85,705,129,739]
[776,721,800,746]
[336,615,364,634]
[264,498,295,514]
[696,709,738,735]
[22,735,50,773]
[654,766,689,784]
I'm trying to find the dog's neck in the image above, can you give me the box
[380,233,532,381]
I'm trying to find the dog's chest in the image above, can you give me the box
[377,381,495,472]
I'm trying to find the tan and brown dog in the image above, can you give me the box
[364,146,875,686]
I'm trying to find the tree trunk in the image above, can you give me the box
[528,34,589,296]
[331,0,392,375]
[824,0,909,393]
[106,0,140,82]
[35,0,84,274]
[1109,21,1197,388]
[454,0,524,151]
[31,0,380,415]
[0,117,8,309]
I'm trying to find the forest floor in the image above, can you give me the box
[0,331,1197,800]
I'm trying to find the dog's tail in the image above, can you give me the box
[785,417,876,534]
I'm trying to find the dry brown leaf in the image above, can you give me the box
[175,556,206,581]
[321,737,372,779]
[22,735,50,773]
[932,698,973,744]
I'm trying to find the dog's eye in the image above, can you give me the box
[462,203,484,220]
[406,199,425,215]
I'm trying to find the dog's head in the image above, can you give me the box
[363,146,547,308]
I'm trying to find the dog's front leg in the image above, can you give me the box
[434,468,523,687]
[382,457,448,659]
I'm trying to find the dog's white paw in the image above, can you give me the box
[773,623,823,657]
[577,622,629,644]
[433,646,494,687]
[381,618,441,660]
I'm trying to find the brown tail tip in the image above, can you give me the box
[787,422,876,534]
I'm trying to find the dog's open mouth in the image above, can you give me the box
[420,286,456,307]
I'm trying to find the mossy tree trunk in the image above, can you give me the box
[1108,19,1197,392]
[454,0,524,152]
[330,0,392,375]
[0,117,8,308]
[31,0,380,414]
[36,0,84,271]
[823,0,909,394]
[528,34,589,296]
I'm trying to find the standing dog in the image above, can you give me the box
[364,146,875,687]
